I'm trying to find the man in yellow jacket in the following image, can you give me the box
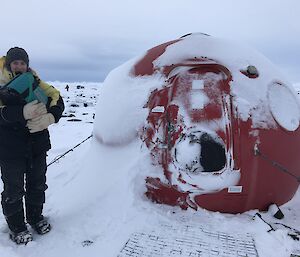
[0,47,64,244]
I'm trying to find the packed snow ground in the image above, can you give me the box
[0,82,299,257]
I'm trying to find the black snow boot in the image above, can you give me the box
[9,230,33,245]
[26,204,51,235]
[30,218,51,235]
[6,211,33,245]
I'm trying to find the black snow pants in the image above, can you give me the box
[0,152,48,219]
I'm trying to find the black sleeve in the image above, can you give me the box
[0,88,26,125]
[48,95,65,123]
[0,105,26,124]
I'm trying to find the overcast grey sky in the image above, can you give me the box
[1,0,299,82]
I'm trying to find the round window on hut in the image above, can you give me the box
[268,82,300,131]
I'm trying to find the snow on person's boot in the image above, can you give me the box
[9,230,33,245]
[6,211,33,244]
[31,218,51,235]
[26,204,51,235]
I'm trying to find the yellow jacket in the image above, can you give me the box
[0,56,60,107]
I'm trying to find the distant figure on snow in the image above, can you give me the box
[0,47,64,244]
[65,84,69,92]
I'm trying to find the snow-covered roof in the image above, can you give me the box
[94,33,300,145]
